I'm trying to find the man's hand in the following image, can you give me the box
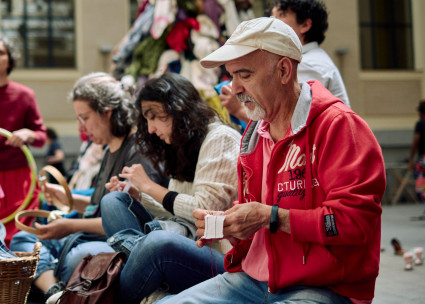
[219,84,249,124]
[221,202,271,240]
[193,209,227,248]
[193,202,278,247]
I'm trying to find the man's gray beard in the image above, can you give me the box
[238,94,266,121]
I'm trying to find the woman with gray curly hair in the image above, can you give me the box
[10,72,167,301]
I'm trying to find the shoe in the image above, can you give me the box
[414,247,423,265]
[44,281,66,301]
[391,238,405,255]
[403,252,414,271]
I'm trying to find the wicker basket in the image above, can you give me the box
[0,242,42,304]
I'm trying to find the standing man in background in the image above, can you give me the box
[0,36,46,247]
[271,0,350,105]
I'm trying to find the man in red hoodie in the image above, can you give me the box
[157,17,386,304]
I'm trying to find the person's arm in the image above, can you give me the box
[137,125,241,222]
[6,128,38,147]
[119,164,169,203]
[193,203,291,247]
[23,89,47,147]
[47,146,65,164]
[168,125,241,222]
[43,182,91,213]
[409,132,420,170]
[34,217,104,240]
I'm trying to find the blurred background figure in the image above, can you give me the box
[45,127,66,177]
[409,100,425,205]
[0,36,46,247]
[270,0,350,105]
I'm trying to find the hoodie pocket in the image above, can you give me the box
[300,243,344,285]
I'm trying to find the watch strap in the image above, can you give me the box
[270,204,279,233]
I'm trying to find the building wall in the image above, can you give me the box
[8,0,130,138]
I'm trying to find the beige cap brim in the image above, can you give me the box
[200,44,258,69]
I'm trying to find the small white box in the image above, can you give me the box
[203,214,226,239]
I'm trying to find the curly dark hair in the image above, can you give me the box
[272,0,328,44]
[69,72,137,138]
[135,73,217,182]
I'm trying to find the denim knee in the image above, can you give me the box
[10,230,39,251]
[101,191,128,219]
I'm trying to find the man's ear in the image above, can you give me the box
[299,18,312,39]
[277,57,293,85]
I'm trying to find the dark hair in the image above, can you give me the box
[418,101,425,115]
[272,0,328,44]
[46,128,58,140]
[135,73,216,182]
[69,72,137,138]
[0,36,19,75]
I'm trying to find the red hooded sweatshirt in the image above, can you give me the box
[224,81,386,300]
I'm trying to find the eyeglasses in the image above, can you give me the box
[77,116,85,125]
[76,112,91,126]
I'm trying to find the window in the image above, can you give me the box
[0,0,75,68]
[130,0,140,25]
[358,0,413,70]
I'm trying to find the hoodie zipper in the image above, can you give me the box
[302,127,313,265]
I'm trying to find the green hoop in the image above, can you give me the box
[0,128,38,224]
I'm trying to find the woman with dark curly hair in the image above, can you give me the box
[100,73,241,303]
[11,72,166,301]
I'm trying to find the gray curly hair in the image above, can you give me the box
[69,72,137,137]
[0,36,20,75]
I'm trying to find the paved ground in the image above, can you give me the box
[375,202,425,304]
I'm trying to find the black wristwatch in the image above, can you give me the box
[269,204,279,233]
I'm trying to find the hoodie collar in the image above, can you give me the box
[291,82,312,135]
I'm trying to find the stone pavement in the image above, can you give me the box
[375,203,425,304]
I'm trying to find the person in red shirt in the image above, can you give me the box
[157,17,386,304]
[0,36,46,247]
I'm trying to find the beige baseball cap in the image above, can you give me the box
[200,17,302,69]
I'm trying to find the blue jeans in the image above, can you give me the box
[155,272,353,304]
[10,231,114,282]
[101,191,226,304]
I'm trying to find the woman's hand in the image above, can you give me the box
[42,182,69,206]
[105,176,139,199]
[119,164,154,193]
[105,176,122,192]
[34,218,74,240]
